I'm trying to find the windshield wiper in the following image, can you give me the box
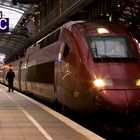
[97,53,111,58]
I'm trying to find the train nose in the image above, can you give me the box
[95,90,129,115]
[125,90,140,114]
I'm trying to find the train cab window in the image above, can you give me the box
[63,44,69,58]
[87,36,136,62]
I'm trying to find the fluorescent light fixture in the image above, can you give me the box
[0,53,5,63]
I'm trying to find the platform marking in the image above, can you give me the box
[13,89,105,140]
[0,88,53,140]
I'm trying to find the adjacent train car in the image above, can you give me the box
[0,20,140,119]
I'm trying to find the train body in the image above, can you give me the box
[0,20,140,119]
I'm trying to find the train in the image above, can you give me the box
[0,20,140,121]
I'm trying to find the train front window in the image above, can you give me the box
[87,36,136,62]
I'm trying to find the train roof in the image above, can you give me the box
[26,20,130,55]
[37,21,84,43]
[37,20,128,43]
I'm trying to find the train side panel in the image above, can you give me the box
[20,57,28,92]
[26,41,61,102]
[55,28,94,112]
[55,30,79,106]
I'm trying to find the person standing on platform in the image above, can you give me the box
[6,68,15,92]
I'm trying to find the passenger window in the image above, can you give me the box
[63,44,69,58]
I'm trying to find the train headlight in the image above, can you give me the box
[136,79,140,86]
[93,79,113,87]
[94,79,105,87]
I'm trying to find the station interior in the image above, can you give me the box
[0,0,139,140]
[0,0,139,64]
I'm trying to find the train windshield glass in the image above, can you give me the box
[87,36,137,62]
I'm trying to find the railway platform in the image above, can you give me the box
[0,84,104,140]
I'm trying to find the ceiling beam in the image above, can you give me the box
[12,0,40,5]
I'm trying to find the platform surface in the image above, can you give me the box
[0,84,105,140]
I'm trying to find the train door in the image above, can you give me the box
[18,61,22,91]
[20,57,28,92]
[25,56,29,92]
[55,43,69,99]
[56,35,80,108]
[3,67,5,84]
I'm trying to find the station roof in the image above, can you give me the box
[114,0,140,41]
[0,0,33,63]
[0,0,140,64]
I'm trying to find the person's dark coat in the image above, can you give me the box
[6,69,15,92]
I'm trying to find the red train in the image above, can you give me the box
[0,20,140,119]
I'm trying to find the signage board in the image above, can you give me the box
[0,12,9,32]
[0,18,9,32]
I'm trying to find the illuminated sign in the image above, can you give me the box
[0,12,9,32]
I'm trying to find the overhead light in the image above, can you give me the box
[106,13,109,16]
[12,0,40,4]
[0,54,5,63]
